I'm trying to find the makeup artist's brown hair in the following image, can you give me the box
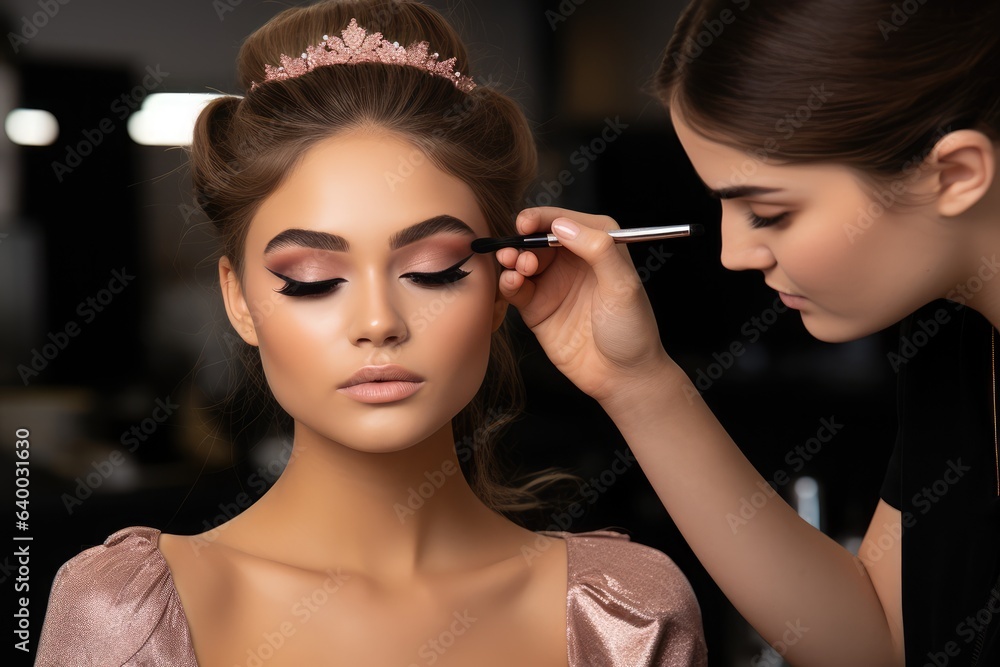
[189,0,565,514]
[655,0,1000,182]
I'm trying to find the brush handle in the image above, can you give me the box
[471,224,702,253]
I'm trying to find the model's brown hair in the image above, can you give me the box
[189,0,563,514]
[655,0,1000,181]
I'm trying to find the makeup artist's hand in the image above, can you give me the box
[497,207,673,404]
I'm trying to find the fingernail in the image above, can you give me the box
[552,220,579,240]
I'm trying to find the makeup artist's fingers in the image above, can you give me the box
[495,247,555,276]
[517,207,620,235]
[515,250,539,276]
[548,217,636,289]
[497,267,535,311]
[495,247,519,269]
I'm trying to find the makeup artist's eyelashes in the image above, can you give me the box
[746,211,789,229]
[266,254,474,298]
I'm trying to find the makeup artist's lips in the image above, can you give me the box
[338,365,425,403]
[775,290,808,309]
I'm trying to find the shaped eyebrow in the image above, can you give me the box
[263,215,476,255]
[705,185,784,200]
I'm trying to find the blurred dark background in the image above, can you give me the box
[0,1,898,665]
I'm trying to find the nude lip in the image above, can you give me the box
[766,282,808,309]
[776,290,808,309]
[338,365,425,403]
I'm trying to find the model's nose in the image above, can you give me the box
[719,210,777,273]
[347,274,408,348]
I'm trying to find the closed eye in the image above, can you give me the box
[401,254,474,286]
[266,268,346,297]
[746,211,789,229]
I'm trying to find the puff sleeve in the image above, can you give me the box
[556,530,708,667]
[35,526,197,667]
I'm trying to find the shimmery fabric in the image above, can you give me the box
[36,526,706,666]
[546,530,708,667]
[36,527,196,666]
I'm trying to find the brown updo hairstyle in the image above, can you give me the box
[189,0,560,514]
[656,0,1000,185]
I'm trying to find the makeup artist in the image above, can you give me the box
[494,1,1000,665]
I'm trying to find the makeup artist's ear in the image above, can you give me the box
[492,286,509,332]
[219,256,260,347]
[928,130,996,217]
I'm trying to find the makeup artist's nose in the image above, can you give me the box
[348,276,408,347]
[719,211,777,273]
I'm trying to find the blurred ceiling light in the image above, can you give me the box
[127,93,229,146]
[5,108,59,146]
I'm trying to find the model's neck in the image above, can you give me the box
[210,419,513,579]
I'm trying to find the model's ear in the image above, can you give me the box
[491,284,508,332]
[219,256,259,347]
[928,130,996,217]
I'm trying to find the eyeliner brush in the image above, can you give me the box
[470,224,703,254]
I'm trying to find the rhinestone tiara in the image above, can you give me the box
[249,18,476,92]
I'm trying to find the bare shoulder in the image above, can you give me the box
[158,530,237,632]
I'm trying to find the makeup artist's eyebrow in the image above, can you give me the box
[707,186,783,200]
[263,215,475,255]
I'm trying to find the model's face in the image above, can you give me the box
[670,106,963,342]
[233,132,503,453]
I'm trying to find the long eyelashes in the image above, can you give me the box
[746,211,789,229]
[266,254,474,298]
[266,269,347,297]
[400,254,473,285]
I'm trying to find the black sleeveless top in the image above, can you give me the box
[880,299,1000,667]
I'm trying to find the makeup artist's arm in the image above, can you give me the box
[498,207,904,667]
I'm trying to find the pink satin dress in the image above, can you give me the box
[36,526,707,666]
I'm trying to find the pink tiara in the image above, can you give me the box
[249,18,476,93]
